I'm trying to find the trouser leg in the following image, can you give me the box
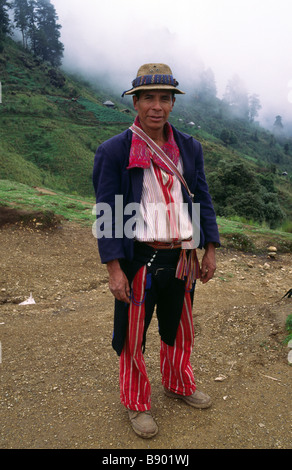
[119,259,196,409]
[160,291,197,396]
[119,266,152,411]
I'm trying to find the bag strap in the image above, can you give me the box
[130,124,194,200]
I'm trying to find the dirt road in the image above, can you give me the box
[0,215,291,449]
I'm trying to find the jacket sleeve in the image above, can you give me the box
[92,141,126,264]
[193,141,220,247]
[182,137,220,248]
[172,126,220,248]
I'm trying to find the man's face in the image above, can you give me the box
[133,90,175,135]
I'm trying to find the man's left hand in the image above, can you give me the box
[200,243,216,284]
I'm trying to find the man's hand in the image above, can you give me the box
[200,243,216,284]
[106,260,131,304]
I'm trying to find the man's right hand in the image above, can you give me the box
[106,260,131,304]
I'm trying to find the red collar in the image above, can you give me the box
[127,117,180,173]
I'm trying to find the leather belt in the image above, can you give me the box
[145,241,182,250]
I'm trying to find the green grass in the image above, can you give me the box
[78,98,133,124]
[0,39,133,198]
[0,179,95,225]
[0,101,129,197]
[1,179,292,253]
[284,314,292,346]
[217,216,292,252]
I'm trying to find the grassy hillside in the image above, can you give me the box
[0,39,135,198]
[0,38,291,229]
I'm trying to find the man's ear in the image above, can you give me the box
[171,96,176,111]
[133,95,138,110]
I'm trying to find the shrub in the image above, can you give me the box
[224,232,256,252]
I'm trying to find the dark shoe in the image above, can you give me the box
[164,388,212,409]
[128,410,158,438]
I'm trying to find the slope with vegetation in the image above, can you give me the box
[0,38,134,197]
[0,32,291,233]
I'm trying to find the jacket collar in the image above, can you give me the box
[128,125,196,202]
[171,126,196,190]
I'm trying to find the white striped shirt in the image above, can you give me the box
[134,157,193,243]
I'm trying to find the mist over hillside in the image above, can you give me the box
[49,0,292,137]
[0,6,292,231]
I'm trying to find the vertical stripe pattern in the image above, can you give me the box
[135,160,193,242]
[120,266,151,411]
[160,293,196,395]
[119,266,197,411]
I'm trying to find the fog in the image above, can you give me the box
[51,0,292,130]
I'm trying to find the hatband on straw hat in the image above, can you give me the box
[122,63,185,97]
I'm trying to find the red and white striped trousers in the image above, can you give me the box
[119,265,197,411]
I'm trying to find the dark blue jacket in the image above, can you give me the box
[93,126,220,264]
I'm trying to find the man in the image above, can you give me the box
[93,63,220,439]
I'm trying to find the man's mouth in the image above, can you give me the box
[149,116,163,121]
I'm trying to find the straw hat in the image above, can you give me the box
[122,63,185,96]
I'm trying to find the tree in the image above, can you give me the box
[262,192,284,229]
[12,0,30,47]
[248,94,262,122]
[273,115,284,136]
[196,68,217,103]
[207,160,284,228]
[0,0,11,49]
[34,0,64,66]
[223,74,249,120]
[10,0,64,66]
[27,0,37,53]
[220,129,238,145]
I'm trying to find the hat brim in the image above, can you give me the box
[124,84,185,95]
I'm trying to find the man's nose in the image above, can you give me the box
[152,98,162,110]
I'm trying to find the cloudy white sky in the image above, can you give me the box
[51,0,292,125]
